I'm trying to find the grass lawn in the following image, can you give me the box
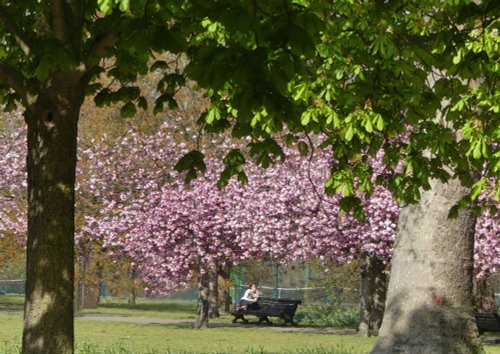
[0,295,24,311]
[1,296,500,353]
[80,298,199,320]
[0,311,375,353]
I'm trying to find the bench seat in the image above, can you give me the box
[475,312,500,334]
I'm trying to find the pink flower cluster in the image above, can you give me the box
[1,116,497,293]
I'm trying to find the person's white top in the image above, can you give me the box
[241,289,258,301]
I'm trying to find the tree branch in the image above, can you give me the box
[0,64,30,106]
[0,6,32,55]
[51,0,69,42]
[87,26,123,61]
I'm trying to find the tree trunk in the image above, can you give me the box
[218,265,232,314]
[195,269,210,329]
[75,253,89,311]
[208,263,219,318]
[359,252,387,337]
[473,273,498,313]
[22,79,84,354]
[371,178,484,354]
[83,283,100,309]
[128,268,138,305]
[128,288,137,305]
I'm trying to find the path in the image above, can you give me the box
[76,314,357,335]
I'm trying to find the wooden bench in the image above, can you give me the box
[475,312,500,334]
[231,297,302,326]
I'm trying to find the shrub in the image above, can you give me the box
[295,304,359,328]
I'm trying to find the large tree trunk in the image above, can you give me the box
[22,77,83,354]
[359,252,387,337]
[195,269,210,329]
[371,178,484,354]
[473,273,498,313]
[218,265,232,314]
[208,263,219,318]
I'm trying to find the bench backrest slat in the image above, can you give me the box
[247,297,301,316]
[475,312,500,333]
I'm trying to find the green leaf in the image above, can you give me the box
[452,50,462,65]
[174,150,206,184]
[363,116,373,133]
[218,149,247,189]
[293,83,308,101]
[138,96,148,110]
[298,141,309,156]
[472,140,482,159]
[451,98,466,112]
[118,0,130,12]
[98,0,113,15]
[374,115,385,131]
[338,197,364,220]
[481,139,489,158]
[448,205,459,219]
[301,110,312,125]
[345,125,354,141]
[151,26,187,53]
[35,57,51,82]
[471,179,487,200]
[223,149,246,165]
[94,89,111,107]
[120,102,137,118]
[206,106,221,124]
[237,171,248,185]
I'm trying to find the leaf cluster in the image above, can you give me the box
[0,0,498,215]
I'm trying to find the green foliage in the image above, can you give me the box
[218,149,247,189]
[180,0,499,214]
[0,0,498,215]
[174,150,206,184]
[296,305,360,329]
[98,0,131,15]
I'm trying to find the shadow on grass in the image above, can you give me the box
[0,295,24,311]
[97,301,196,313]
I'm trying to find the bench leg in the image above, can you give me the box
[232,313,248,323]
[258,316,272,325]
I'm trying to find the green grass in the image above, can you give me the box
[1,296,500,353]
[0,294,24,311]
[0,310,374,353]
[80,298,198,320]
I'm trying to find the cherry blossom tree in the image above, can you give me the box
[75,123,399,328]
[0,117,26,241]
[1,111,497,333]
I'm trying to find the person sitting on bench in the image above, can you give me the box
[238,283,261,311]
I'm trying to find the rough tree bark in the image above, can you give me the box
[218,265,232,314]
[371,177,484,354]
[473,273,498,313]
[195,269,210,329]
[208,263,219,318]
[359,252,387,337]
[128,268,139,305]
[22,73,84,354]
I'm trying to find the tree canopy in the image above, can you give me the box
[177,0,499,217]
